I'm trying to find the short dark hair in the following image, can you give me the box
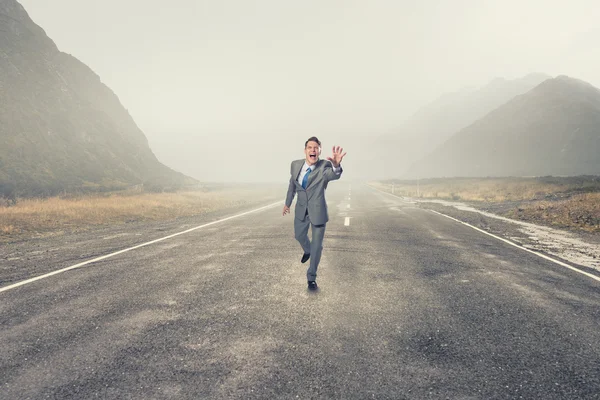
[305,136,321,148]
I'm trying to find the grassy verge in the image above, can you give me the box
[371,177,600,233]
[0,185,281,242]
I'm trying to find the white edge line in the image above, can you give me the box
[0,201,282,294]
[367,183,600,283]
[430,209,600,283]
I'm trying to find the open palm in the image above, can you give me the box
[327,146,346,167]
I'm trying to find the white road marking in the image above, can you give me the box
[430,210,600,283]
[368,183,600,283]
[345,185,352,226]
[0,201,281,294]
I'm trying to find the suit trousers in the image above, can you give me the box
[294,211,326,281]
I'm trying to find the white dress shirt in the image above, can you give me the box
[297,160,341,186]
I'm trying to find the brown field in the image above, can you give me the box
[505,193,600,232]
[372,177,600,233]
[0,186,281,242]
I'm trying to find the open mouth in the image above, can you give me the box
[309,154,316,159]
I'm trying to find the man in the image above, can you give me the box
[283,136,346,291]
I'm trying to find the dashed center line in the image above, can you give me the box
[344,185,352,226]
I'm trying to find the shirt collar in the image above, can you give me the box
[303,160,317,171]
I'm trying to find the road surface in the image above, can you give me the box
[2,183,599,399]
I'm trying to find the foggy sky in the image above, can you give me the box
[19,0,600,182]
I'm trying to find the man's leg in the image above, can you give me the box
[306,223,326,282]
[294,215,311,255]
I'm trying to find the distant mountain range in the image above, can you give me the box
[0,0,196,197]
[405,76,600,178]
[401,73,552,151]
[2,0,598,193]
[368,73,551,180]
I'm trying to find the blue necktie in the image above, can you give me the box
[302,167,312,189]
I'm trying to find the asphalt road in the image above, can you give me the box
[1,183,600,399]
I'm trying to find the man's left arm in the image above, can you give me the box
[323,161,343,182]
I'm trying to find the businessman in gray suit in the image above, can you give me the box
[283,136,346,290]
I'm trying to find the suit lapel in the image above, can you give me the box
[293,161,302,181]
[292,160,304,189]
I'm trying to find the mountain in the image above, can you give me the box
[366,73,550,180]
[0,0,196,197]
[401,73,551,147]
[404,76,600,178]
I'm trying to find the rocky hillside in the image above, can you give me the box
[405,76,600,178]
[0,0,196,197]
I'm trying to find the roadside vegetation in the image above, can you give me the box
[0,185,281,242]
[372,176,600,233]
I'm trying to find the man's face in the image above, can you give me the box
[304,141,320,165]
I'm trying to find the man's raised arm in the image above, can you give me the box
[324,146,346,181]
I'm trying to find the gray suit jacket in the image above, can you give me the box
[285,159,343,225]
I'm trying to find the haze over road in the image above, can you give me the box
[2,183,599,399]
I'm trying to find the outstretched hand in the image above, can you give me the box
[327,146,346,167]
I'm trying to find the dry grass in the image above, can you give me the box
[372,177,600,233]
[0,187,280,241]
[506,193,600,233]
[370,178,569,202]
[2,225,15,234]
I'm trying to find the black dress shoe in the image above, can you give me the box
[307,281,318,291]
[301,253,310,263]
